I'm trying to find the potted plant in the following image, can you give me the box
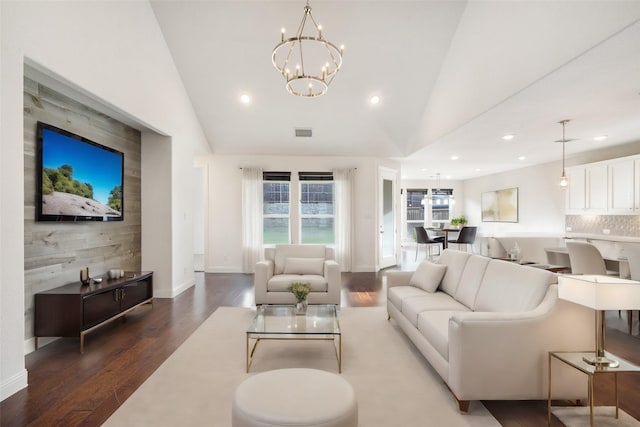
[287,282,312,314]
[450,215,468,228]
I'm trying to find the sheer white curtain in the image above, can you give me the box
[241,168,263,273]
[333,168,355,271]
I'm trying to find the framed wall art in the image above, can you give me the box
[481,187,518,222]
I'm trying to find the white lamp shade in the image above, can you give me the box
[558,275,640,310]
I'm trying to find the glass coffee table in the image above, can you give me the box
[246,304,342,373]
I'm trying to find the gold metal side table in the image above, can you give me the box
[548,350,640,426]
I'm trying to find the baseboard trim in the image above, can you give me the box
[154,278,195,298]
[204,265,377,273]
[1,369,28,402]
[353,265,377,272]
[24,336,59,355]
[206,266,244,273]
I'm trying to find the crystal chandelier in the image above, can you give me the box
[272,0,344,97]
[555,119,575,188]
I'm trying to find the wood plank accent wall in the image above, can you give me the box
[23,77,142,341]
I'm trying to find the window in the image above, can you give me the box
[299,172,334,244]
[263,172,290,244]
[431,189,453,224]
[406,189,427,241]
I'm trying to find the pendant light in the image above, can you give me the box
[555,120,575,189]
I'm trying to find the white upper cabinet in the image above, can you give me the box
[566,166,586,213]
[586,164,608,211]
[566,154,640,215]
[608,158,636,213]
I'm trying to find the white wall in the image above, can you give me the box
[203,155,400,273]
[1,1,209,400]
[463,161,566,238]
[192,166,206,271]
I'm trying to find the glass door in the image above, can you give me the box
[379,167,397,269]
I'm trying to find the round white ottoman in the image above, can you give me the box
[232,368,358,427]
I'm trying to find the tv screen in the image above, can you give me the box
[36,122,124,222]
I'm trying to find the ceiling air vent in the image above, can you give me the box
[295,128,313,138]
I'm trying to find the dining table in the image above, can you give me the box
[430,228,462,250]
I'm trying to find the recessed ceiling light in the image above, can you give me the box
[369,95,380,105]
[420,168,428,171]
[502,134,515,141]
[593,135,608,141]
[475,168,481,172]
[450,155,459,160]
[518,156,527,160]
[240,94,251,104]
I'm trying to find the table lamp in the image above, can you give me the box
[558,275,640,367]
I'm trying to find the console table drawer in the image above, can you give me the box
[83,289,120,328]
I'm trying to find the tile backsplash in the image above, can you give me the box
[566,215,640,237]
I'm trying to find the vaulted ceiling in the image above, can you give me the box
[150,1,640,180]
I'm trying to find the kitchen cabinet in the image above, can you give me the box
[565,166,587,213]
[566,154,640,215]
[609,158,636,213]
[586,164,608,211]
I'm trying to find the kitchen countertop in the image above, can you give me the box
[565,233,640,243]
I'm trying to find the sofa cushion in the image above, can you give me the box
[387,286,429,311]
[267,275,328,292]
[409,261,447,292]
[454,255,491,309]
[402,293,469,327]
[436,250,472,296]
[474,260,553,312]
[417,310,460,361]
[284,257,325,275]
[273,245,327,274]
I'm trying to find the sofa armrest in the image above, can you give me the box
[254,260,274,305]
[447,284,593,401]
[324,260,341,305]
[386,271,413,288]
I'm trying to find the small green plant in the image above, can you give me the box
[287,282,312,301]
[450,215,468,227]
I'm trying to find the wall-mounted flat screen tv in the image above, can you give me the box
[36,122,124,222]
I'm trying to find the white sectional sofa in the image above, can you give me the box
[387,249,594,411]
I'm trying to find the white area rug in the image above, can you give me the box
[553,406,640,427]
[105,306,500,426]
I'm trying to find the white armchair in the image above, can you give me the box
[254,244,341,305]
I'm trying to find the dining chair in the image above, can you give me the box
[447,226,477,253]
[415,226,444,260]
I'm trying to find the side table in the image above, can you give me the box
[548,350,640,426]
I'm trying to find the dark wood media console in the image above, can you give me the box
[34,271,153,353]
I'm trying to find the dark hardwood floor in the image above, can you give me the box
[2,264,640,426]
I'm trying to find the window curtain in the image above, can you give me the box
[241,168,263,273]
[333,168,355,271]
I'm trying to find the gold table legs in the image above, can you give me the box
[246,334,342,373]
